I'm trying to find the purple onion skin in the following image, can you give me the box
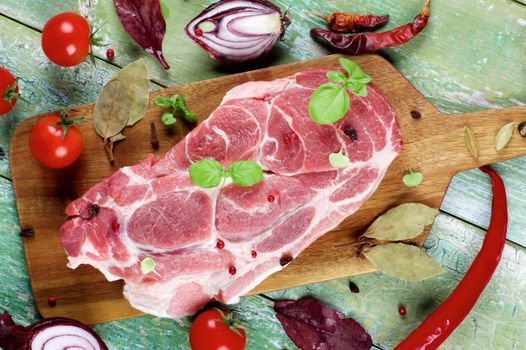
[0,311,108,350]
[185,0,291,64]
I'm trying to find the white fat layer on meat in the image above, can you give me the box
[64,71,402,318]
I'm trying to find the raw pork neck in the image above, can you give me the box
[60,68,403,318]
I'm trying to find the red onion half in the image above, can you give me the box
[185,0,291,63]
[0,312,108,350]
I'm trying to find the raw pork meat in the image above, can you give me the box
[60,68,403,318]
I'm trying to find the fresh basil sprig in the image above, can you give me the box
[153,94,197,125]
[189,158,264,188]
[309,57,372,125]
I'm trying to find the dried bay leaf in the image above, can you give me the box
[364,203,438,241]
[464,126,479,158]
[495,122,515,151]
[110,59,150,126]
[93,80,130,162]
[364,243,444,281]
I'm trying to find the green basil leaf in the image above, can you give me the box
[352,83,368,97]
[229,160,264,187]
[309,84,350,125]
[403,171,423,187]
[161,112,176,125]
[153,97,172,108]
[180,108,198,123]
[140,257,157,275]
[326,71,347,84]
[189,158,224,188]
[170,94,185,106]
[339,57,372,84]
[329,148,350,168]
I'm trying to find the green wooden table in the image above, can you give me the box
[1,0,525,349]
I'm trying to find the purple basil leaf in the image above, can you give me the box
[326,319,373,350]
[274,297,372,350]
[274,297,343,333]
[113,0,170,70]
[276,313,327,350]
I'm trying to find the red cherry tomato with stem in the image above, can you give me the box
[0,67,21,115]
[41,12,103,67]
[29,111,84,168]
[189,309,246,350]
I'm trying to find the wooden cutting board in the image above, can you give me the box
[10,54,526,325]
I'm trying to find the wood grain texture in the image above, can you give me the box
[10,54,526,324]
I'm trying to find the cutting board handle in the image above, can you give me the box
[404,106,526,178]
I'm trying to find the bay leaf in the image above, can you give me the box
[93,80,130,139]
[364,243,444,281]
[464,126,479,159]
[109,59,150,126]
[495,122,515,151]
[364,203,438,241]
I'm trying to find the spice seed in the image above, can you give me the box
[519,122,526,138]
[229,266,237,275]
[150,122,160,150]
[87,204,100,218]
[217,239,225,249]
[280,256,293,266]
[47,296,57,307]
[349,281,360,293]
[344,128,357,141]
[398,305,407,315]
[410,110,422,119]
[20,227,35,237]
[251,250,257,258]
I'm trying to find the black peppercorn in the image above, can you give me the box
[410,110,422,119]
[20,227,35,237]
[344,128,357,141]
[87,204,100,218]
[349,281,360,293]
[279,255,294,266]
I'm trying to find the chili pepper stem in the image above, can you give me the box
[305,11,329,21]
[421,0,431,16]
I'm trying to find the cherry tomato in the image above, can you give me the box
[189,309,246,350]
[29,114,84,168]
[0,67,19,115]
[41,13,91,67]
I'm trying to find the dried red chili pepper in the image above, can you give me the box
[311,0,430,54]
[395,166,507,350]
[309,12,389,33]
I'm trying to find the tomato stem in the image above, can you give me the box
[88,22,107,65]
[3,78,23,105]
[51,110,85,140]
[214,308,245,338]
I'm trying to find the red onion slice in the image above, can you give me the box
[0,312,108,350]
[185,0,290,63]
[30,325,102,350]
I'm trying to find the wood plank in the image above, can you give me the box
[267,213,526,349]
[9,54,526,324]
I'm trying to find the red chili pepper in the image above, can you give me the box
[310,0,430,54]
[309,12,389,33]
[395,166,507,350]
